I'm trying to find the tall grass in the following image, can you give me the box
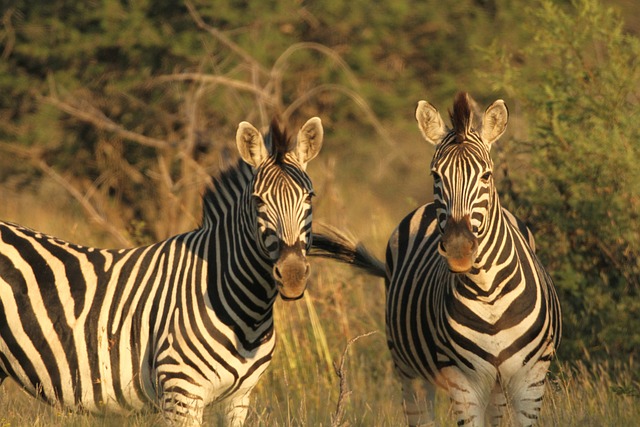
[0,186,638,426]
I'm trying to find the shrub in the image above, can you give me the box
[487,0,640,364]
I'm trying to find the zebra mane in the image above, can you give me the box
[264,117,292,164]
[200,118,294,227]
[201,159,253,226]
[449,92,474,143]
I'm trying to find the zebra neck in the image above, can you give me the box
[460,200,521,298]
[204,197,278,348]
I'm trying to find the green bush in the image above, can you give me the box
[487,0,640,364]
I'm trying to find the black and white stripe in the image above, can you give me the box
[0,117,323,426]
[386,93,561,427]
[310,93,561,427]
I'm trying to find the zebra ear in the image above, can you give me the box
[480,100,508,146]
[295,117,323,170]
[415,100,447,145]
[236,121,269,167]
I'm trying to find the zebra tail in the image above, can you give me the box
[310,225,386,278]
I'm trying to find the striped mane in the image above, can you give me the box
[201,119,291,226]
[201,158,253,224]
[449,92,473,143]
[264,118,292,164]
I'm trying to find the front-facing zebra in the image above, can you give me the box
[311,93,561,426]
[0,117,323,426]
[388,93,561,426]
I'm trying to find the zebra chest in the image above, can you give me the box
[150,306,278,407]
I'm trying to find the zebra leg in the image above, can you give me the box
[507,347,554,426]
[399,375,436,427]
[159,381,205,426]
[441,367,490,427]
[223,390,251,427]
[508,365,548,426]
[485,380,509,427]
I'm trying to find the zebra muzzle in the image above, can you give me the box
[273,244,310,300]
[439,215,478,274]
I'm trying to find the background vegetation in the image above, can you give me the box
[0,0,639,424]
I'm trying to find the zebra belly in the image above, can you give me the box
[0,313,149,414]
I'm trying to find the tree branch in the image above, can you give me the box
[151,73,275,105]
[0,141,132,247]
[184,0,269,76]
[43,95,170,150]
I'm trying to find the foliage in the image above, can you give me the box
[486,0,640,363]
[0,0,399,243]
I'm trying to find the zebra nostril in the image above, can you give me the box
[273,265,283,282]
[438,241,447,255]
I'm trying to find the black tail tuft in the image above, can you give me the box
[309,225,386,278]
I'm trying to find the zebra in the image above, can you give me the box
[311,93,561,426]
[0,116,323,426]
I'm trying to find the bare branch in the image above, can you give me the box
[282,83,394,147]
[152,73,275,105]
[184,0,269,76]
[43,95,170,150]
[0,141,132,247]
[331,331,378,427]
[272,42,361,90]
[1,7,17,60]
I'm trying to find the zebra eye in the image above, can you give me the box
[252,195,265,208]
[431,171,442,184]
[480,171,492,183]
[306,190,315,203]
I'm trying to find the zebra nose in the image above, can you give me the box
[273,244,310,300]
[440,215,478,273]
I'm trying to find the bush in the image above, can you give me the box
[487,0,640,364]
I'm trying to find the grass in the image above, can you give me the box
[0,185,639,426]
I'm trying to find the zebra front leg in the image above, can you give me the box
[223,389,251,427]
[508,359,551,426]
[159,379,205,426]
[399,374,437,427]
[441,366,492,427]
[507,340,555,426]
[485,379,508,427]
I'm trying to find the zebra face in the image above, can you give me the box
[430,144,491,273]
[252,162,315,300]
[416,93,508,273]
[237,117,323,300]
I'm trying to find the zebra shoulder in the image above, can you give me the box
[386,203,438,268]
[501,207,536,252]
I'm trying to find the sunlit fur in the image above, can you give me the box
[386,93,561,426]
[0,121,317,426]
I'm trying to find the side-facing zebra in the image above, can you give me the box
[0,117,323,426]
[311,93,561,426]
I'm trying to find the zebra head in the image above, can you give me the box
[416,92,508,273]
[236,117,323,300]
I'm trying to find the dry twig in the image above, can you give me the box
[0,141,132,247]
[331,330,378,427]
